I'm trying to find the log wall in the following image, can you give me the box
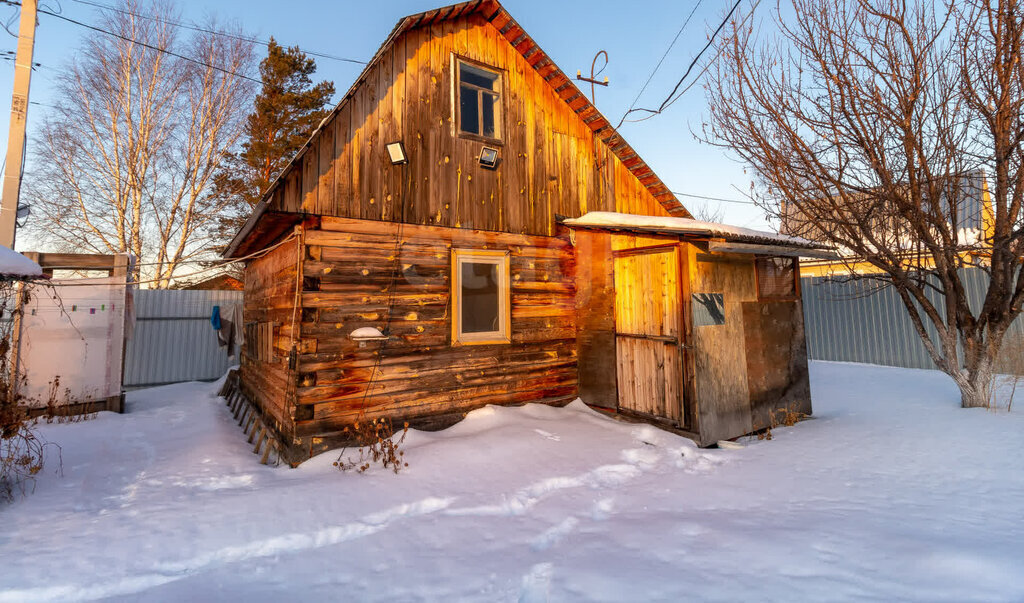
[241,236,301,432]
[269,12,671,237]
[292,216,577,437]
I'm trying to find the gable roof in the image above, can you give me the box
[227,0,688,257]
[376,0,687,217]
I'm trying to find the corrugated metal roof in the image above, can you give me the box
[563,211,831,250]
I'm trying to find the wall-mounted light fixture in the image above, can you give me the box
[385,141,408,165]
[479,146,499,169]
[349,326,389,348]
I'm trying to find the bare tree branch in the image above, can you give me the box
[703,0,1024,407]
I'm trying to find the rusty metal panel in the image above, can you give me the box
[742,300,812,432]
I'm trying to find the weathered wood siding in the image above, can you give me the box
[689,250,757,444]
[272,13,671,236]
[241,237,300,431]
[573,230,616,409]
[613,247,683,424]
[293,216,577,436]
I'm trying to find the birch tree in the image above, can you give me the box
[704,0,1024,407]
[26,0,256,287]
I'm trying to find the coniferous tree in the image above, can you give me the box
[214,37,335,238]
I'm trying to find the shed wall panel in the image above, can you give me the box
[690,251,756,444]
[240,237,300,433]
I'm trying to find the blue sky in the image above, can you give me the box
[0,0,769,250]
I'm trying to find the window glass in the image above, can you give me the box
[459,86,479,135]
[460,63,498,89]
[480,94,496,138]
[693,293,725,326]
[461,262,499,333]
[452,250,510,344]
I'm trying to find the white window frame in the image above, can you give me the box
[451,249,511,345]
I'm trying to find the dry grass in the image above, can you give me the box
[1,284,56,501]
[334,416,409,474]
[757,402,808,441]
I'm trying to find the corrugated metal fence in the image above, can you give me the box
[801,268,1024,370]
[123,289,244,388]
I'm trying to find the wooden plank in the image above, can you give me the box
[707,240,836,259]
[404,25,426,225]
[24,252,116,271]
[317,114,335,216]
[300,140,318,212]
[333,97,354,216]
[391,33,407,222]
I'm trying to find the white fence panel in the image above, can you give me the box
[20,277,127,406]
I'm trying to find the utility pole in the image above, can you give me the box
[0,0,38,249]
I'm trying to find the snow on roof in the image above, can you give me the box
[563,211,827,249]
[0,245,43,278]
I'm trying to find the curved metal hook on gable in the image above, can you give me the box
[576,50,610,104]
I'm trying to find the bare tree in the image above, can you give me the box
[690,203,725,224]
[704,0,1024,407]
[25,0,256,287]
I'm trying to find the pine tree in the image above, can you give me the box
[214,37,335,238]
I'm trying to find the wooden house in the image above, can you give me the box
[223,0,829,465]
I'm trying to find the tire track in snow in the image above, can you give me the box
[0,496,453,603]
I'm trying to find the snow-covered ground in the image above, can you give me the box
[2,362,1023,602]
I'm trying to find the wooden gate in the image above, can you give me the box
[613,245,686,427]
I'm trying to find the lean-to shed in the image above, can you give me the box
[223,0,831,464]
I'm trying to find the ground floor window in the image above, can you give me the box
[451,249,510,344]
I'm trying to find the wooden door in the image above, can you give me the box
[613,246,685,426]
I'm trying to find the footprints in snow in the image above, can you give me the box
[518,562,554,603]
[503,425,731,601]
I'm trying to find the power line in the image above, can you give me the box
[620,0,744,125]
[68,0,366,66]
[618,0,704,128]
[672,190,759,205]
[10,2,265,84]
[622,0,763,125]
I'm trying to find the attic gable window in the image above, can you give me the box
[456,59,502,141]
[452,249,510,345]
